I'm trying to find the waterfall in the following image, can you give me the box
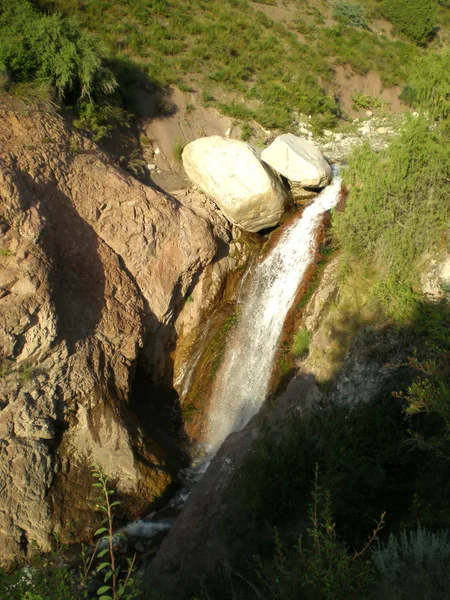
[206,169,342,451]
[123,170,341,539]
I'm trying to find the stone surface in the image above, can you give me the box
[421,254,450,301]
[0,100,229,565]
[261,134,331,189]
[182,136,290,232]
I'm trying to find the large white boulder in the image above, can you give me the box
[182,136,289,232]
[261,134,331,190]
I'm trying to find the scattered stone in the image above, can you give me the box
[366,110,373,117]
[323,130,333,138]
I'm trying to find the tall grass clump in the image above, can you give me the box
[291,328,311,356]
[405,49,450,121]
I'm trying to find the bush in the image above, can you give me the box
[332,2,370,30]
[0,0,116,100]
[381,0,436,45]
[373,526,450,599]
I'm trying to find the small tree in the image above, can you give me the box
[0,0,117,100]
[332,2,370,30]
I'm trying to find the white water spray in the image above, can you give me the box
[206,170,342,451]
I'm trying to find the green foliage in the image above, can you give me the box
[173,138,185,162]
[333,2,370,30]
[398,84,418,107]
[89,469,139,600]
[0,538,74,600]
[381,0,437,45]
[351,90,385,110]
[240,122,253,142]
[239,418,318,523]
[73,100,131,142]
[291,328,311,356]
[298,468,384,600]
[333,118,450,324]
[0,0,116,100]
[18,362,36,383]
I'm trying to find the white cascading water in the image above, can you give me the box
[206,169,342,452]
[123,169,341,538]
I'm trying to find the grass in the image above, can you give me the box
[31,0,437,131]
[291,328,311,357]
[18,363,36,383]
[173,138,184,161]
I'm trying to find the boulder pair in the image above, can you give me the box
[182,134,331,232]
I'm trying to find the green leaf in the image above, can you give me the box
[98,548,109,558]
[97,585,111,594]
[94,527,108,536]
[104,570,112,582]
[96,562,111,571]
[92,483,103,488]
[110,500,122,507]
[99,596,112,600]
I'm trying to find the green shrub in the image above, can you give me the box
[332,2,370,30]
[202,468,384,600]
[352,90,385,110]
[0,0,117,100]
[381,0,436,45]
[240,121,253,141]
[399,84,418,107]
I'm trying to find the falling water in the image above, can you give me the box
[122,169,341,539]
[206,169,342,451]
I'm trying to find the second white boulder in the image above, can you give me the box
[261,134,331,190]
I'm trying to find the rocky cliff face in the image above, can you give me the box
[0,100,230,564]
